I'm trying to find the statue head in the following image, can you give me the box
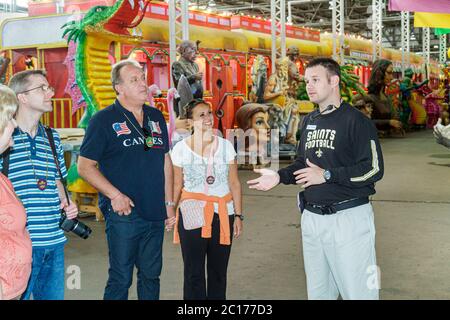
[404,68,414,79]
[286,46,299,61]
[178,40,198,63]
[353,94,374,119]
[274,57,290,90]
[253,55,267,75]
[368,59,393,95]
[235,103,271,147]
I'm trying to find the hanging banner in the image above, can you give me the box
[389,0,450,13]
[435,28,450,36]
[414,12,450,28]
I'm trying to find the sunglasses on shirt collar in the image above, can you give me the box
[142,127,153,151]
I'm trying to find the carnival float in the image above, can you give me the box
[0,0,448,188]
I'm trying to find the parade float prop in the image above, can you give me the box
[61,0,150,217]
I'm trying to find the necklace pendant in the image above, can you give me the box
[37,178,47,191]
[145,136,154,148]
[206,175,215,185]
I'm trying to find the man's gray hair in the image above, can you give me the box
[111,59,142,90]
[8,69,47,94]
[177,40,196,55]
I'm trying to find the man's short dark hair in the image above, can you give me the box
[305,57,341,84]
[9,69,47,94]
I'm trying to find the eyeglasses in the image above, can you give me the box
[18,84,55,94]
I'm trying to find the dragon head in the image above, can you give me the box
[62,0,149,44]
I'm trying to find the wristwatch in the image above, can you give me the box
[323,170,331,182]
[165,201,175,207]
[234,214,244,221]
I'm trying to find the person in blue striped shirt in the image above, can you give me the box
[2,70,79,300]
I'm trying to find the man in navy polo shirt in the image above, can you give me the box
[78,59,176,300]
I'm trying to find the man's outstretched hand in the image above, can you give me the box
[247,168,280,191]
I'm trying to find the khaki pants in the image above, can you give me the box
[301,203,380,300]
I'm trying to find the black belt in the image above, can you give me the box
[305,197,369,215]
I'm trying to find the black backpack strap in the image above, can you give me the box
[45,126,64,181]
[2,147,10,177]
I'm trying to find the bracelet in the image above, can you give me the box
[165,201,175,207]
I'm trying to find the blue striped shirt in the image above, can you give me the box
[0,124,67,248]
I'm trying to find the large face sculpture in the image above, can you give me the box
[236,103,271,152]
[250,111,270,144]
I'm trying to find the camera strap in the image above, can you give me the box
[1,147,11,177]
[45,126,71,204]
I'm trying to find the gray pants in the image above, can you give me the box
[301,203,379,300]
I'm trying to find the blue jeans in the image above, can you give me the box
[102,204,165,300]
[21,245,65,300]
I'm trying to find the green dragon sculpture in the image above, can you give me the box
[62,0,149,128]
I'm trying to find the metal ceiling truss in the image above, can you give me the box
[271,0,286,71]
[372,0,383,61]
[439,34,447,64]
[422,27,430,65]
[169,0,190,84]
[332,0,345,64]
[401,11,410,76]
[192,0,442,60]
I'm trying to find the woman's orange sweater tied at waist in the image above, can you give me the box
[173,189,233,246]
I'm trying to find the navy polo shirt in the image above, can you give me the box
[80,100,169,221]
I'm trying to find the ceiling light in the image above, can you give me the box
[208,0,216,7]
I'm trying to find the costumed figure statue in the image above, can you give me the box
[0,51,10,85]
[286,46,303,98]
[171,40,203,117]
[434,118,450,148]
[264,57,299,145]
[249,55,267,103]
[417,85,443,129]
[399,67,428,128]
[367,59,404,136]
[147,84,162,108]
[235,103,271,168]
[352,95,374,119]
[440,66,450,126]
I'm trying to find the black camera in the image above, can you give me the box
[59,209,92,239]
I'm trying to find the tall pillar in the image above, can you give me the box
[169,0,190,86]
[332,0,344,64]
[401,11,410,76]
[372,0,383,61]
[439,34,447,64]
[271,0,286,71]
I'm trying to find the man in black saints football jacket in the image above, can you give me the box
[248,57,384,300]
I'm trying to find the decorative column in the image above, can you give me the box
[332,0,344,64]
[372,0,383,61]
[401,11,410,76]
[169,0,190,85]
[270,0,286,71]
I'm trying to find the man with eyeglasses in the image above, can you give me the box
[1,69,79,300]
[78,59,176,300]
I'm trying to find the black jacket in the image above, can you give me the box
[278,102,384,205]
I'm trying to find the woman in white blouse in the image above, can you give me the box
[171,99,242,300]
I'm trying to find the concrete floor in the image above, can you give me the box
[64,130,450,300]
